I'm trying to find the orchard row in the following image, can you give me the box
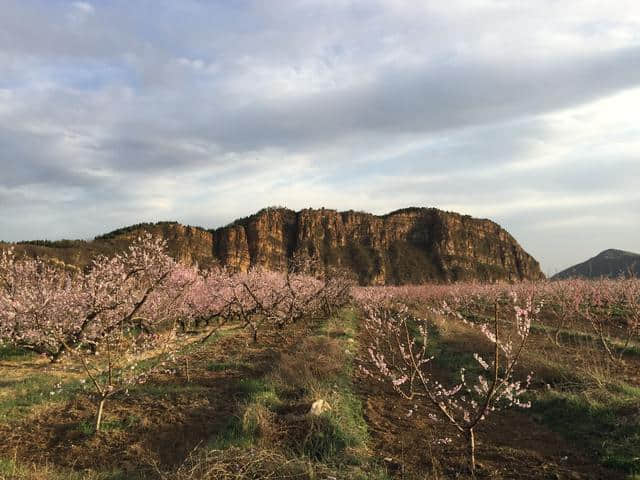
[355,277,640,360]
[0,234,351,430]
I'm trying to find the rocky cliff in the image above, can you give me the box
[213,207,543,284]
[3,207,544,284]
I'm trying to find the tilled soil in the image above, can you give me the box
[355,366,624,479]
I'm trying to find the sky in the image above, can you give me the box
[0,0,639,275]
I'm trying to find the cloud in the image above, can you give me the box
[0,0,639,274]
[71,2,94,15]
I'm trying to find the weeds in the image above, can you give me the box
[533,385,640,474]
[0,346,35,362]
[205,360,249,372]
[0,375,84,422]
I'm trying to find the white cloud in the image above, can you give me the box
[0,0,639,274]
[71,2,94,14]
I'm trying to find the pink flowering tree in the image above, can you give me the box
[222,260,354,344]
[567,279,624,361]
[0,247,85,359]
[176,267,238,346]
[535,280,574,347]
[0,235,197,432]
[360,290,536,474]
[68,236,200,432]
[618,278,640,356]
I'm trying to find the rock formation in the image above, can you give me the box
[3,207,545,284]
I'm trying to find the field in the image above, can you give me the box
[1,240,639,479]
[2,305,640,479]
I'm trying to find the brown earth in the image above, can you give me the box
[1,313,627,479]
[356,362,623,480]
[0,329,283,477]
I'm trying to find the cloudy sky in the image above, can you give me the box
[1,0,639,274]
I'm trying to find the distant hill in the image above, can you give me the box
[552,249,640,280]
[1,207,545,285]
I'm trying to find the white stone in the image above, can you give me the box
[308,399,331,416]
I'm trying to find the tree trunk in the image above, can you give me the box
[467,427,476,476]
[324,296,333,318]
[598,328,617,362]
[95,397,106,433]
[50,344,66,363]
[554,327,562,347]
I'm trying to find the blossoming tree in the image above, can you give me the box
[360,289,537,473]
[0,235,197,431]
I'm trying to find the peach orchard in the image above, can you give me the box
[1,237,638,473]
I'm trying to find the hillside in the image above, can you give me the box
[552,248,640,280]
[2,207,544,284]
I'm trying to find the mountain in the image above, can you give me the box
[552,249,640,280]
[2,207,544,285]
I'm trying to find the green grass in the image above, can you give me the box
[1,310,390,479]
[0,345,36,361]
[0,332,216,421]
[0,374,85,422]
[0,457,141,480]
[523,352,589,390]
[531,322,640,357]
[533,384,640,474]
[421,314,640,474]
[206,360,250,372]
[77,415,141,435]
[131,382,208,398]
[429,338,477,372]
[300,389,369,462]
[208,378,281,450]
[206,308,389,478]
[297,310,373,464]
[207,415,255,450]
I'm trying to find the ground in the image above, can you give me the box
[0,308,639,479]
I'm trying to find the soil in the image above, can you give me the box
[0,319,633,480]
[355,343,626,480]
[0,329,285,478]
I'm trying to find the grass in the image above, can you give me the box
[208,378,281,449]
[299,389,368,462]
[206,360,250,372]
[533,385,640,474]
[0,331,215,423]
[292,310,372,464]
[203,308,388,478]
[132,382,208,398]
[0,458,140,480]
[17,305,640,478]
[207,415,255,450]
[450,316,640,475]
[522,350,588,390]
[0,345,36,362]
[531,322,640,358]
[77,415,141,435]
[0,374,85,422]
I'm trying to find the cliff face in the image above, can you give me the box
[212,207,544,284]
[115,223,215,268]
[5,207,544,284]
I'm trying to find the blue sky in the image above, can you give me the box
[1,0,639,275]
